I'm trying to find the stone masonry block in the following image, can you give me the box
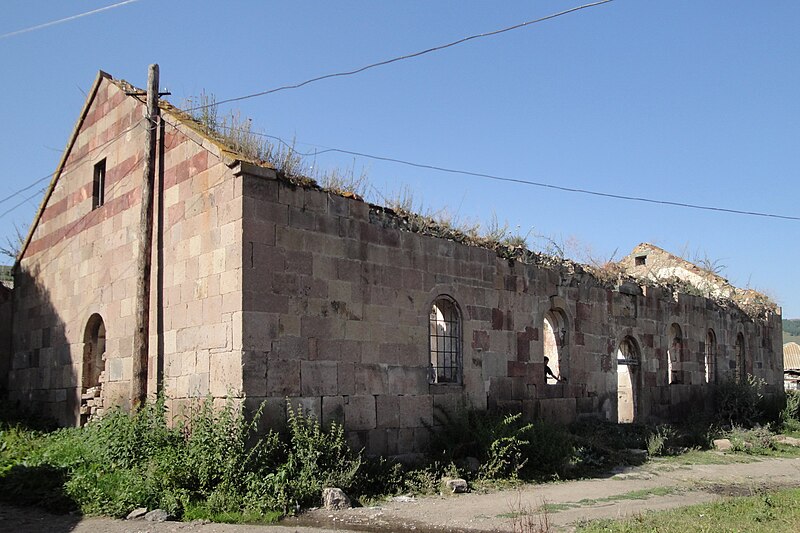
[338,362,355,395]
[376,395,400,428]
[303,188,328,214]
[482,352,508,381]
[289,397,322,422]
[301,360,338,396]
[538,398,577,425]
[345,395,377,431]
[322,396,345,427]
[399,395,433,428]
[107,358,124,381]
[270,336,307,360]
[317,339,362,363]
[242,350,268,397]
[301,316,345,339]
[244,396,286,434]
[188,373,210,397]
[355,364,388,395]
[367,429,389,456]
[432,392,463,419]
[328,194,350,218]
[387,365,428,395]
[209,352,243,397]
[267,358,301,396]
[241,311,279,350]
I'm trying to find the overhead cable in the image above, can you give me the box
[214,124,800,222]
[0,118,145,219]
[0,175,52,207]
[185,0,615,111]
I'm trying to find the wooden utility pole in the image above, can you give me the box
[132,64,159,410]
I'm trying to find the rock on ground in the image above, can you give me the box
[144,509,169,522]
[126,507,147,520]
[713,438,732,450]
[321,487,351,510]
[442,477,468,493]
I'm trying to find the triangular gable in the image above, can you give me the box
[15,71,112,269]
[14,70,276,270]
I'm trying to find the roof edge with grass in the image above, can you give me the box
[166,87,776,322]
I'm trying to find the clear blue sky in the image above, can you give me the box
[1,1,798,318]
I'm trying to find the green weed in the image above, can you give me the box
[576,487,800,532]
[0,397,361,520]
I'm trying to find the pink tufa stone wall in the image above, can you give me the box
[10,73,783,455]
[10,76,245,424]
[0,285,11,396]
[238,171,783,455]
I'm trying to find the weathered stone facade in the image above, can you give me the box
[11,73,243,424]
[0,284,11,397]
[9,73,783,455]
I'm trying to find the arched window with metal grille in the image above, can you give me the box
[428,296,462,384]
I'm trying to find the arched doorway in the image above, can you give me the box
[735,333,745,383]
[668,324,682,384]
[617,337,640,423]
[543,309,568,384]
[81,314,106,424]
[705,329,716,383]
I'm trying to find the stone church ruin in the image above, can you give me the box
[6,71,783,455]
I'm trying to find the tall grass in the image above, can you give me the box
[0,398,358,521]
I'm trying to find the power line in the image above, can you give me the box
[0,0,141,40]
[211,124,800,222]
[0,187,48,219]
[0,118,145,219]
[0,175,52,207]
[185,0,615,112]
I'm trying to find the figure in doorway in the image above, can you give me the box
[544,356,562,382]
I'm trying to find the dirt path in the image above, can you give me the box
[2,456,800,533]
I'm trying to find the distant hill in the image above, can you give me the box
[784,318,800,344]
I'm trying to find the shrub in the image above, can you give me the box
[714,375,765,428]
[726,426,776,454]
[781,390,800,433]
[480,413,533,480]
[0,396,366,520]
[523,421,574,478]
[427,408,574,481]
[241,403,361,515]
[646,425,676,457]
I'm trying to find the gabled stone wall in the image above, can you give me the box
[10,76,245,424]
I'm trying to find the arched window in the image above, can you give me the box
[543,310,567,384]
[735,333,746,383]
[668,323,682,384]
[616,336,640,423]
[83,314,106,389]
[705,329,716,384]
[81,314,106,425]
[429,296,461,384]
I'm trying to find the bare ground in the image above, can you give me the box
[2,456,800,533]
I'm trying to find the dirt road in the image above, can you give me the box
[2,456,800,533]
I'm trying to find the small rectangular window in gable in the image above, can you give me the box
[92,159,106,209]
[635,255,647,266]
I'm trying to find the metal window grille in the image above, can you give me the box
[429,298,460,384]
